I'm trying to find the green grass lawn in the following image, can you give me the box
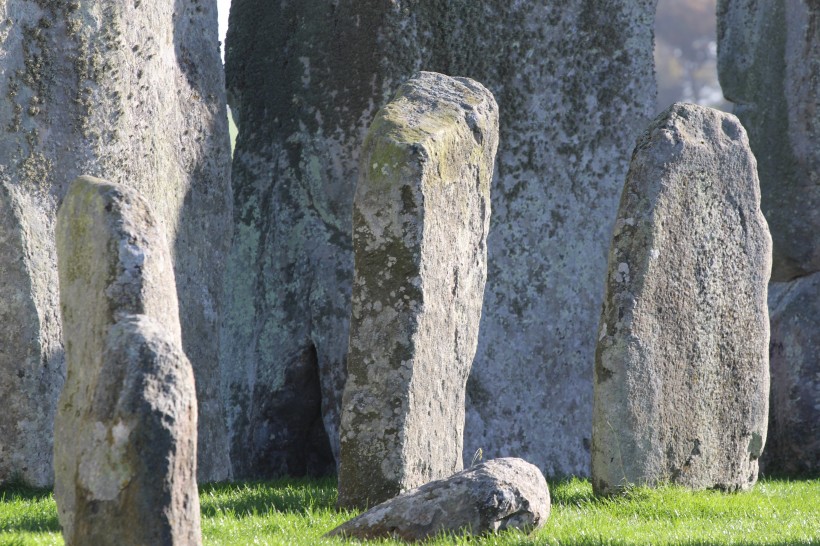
[1,477,817,545]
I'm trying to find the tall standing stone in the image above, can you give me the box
[718,0,820,478]
[54,177,200,546]
[337,72,498,510]
[717,0,820,281]
[592,103,772,495]
[0,0,232,484]
[223,0,656,479]
[764,273,820,477]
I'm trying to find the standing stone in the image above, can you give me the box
[223,0,656,479]
[328,458,549,541]
[336,72,498,510]
[0,0,232,484]
[763,273,820,477]
[717,0,820,281]
[592,103,772,495]
[718,0,820,480]
[54,177,200,545]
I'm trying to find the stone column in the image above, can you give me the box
[223,0,657,479]
[592,103,772,495]
[717,0,820,476]
[337,72,498,510]
[0,0,231,484]
[54,177,200,546]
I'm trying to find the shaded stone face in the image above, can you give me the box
[223,0,657,480]
[328,458,550,541]
[54,177,200,546]
[763,273,820,477]
[717,0,820,281]
[0,0,232,484]
[592,103,772,495]
[0,183,63,487]
[336,72,498,511]
[718,0,820,481]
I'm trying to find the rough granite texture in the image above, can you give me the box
[223,0,657,479]
[592,103,772,495]
[717,0,820,281]
[336,72,498,510]
[54,177,200,546]
[328,458,549,541]
[0,0,232,484]
[763,273,820,477]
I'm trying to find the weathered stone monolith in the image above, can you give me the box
[54,177,200,545]
[336,72,497,510]
[763,273,820,477]
[592,103,772,495]
[0,0,231,484]
[717,0,820,281]
[223,0,656,479]
[718,0,820,480]
[328,458,549,541]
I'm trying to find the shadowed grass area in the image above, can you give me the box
[1,477,818,545]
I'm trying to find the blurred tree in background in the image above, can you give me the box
[654,0,729,113]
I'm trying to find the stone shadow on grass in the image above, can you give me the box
[199,477,338,517]
[0,483,60,534]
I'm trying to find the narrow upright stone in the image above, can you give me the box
[763,273,820,477]
[54,177,201,545]
[337,72,498,510]
[592,103,772,495]
[718,0,820,280]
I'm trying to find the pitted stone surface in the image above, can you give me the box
[718,0,820,280]
[328,458,549,541]
[54,177,200,545]
[336,72,498,511]
[592,103,772,495]
[223,0,656,479]
[763,273,820,477]
[0,0,231,485]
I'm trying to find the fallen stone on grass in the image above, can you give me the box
[327,458,549,541]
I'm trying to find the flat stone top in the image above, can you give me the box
[363,72,498,190]
[376,71,498,144]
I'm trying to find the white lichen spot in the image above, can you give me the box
[79,420,134,501]
[298,56,310,87]
[649,248,660,260]
[613,217,636,236]
[111,420,130,447]
[616,262,630,283]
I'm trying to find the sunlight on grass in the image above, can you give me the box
[1,477,818,545]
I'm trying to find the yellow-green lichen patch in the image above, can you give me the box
[366,98,484,190]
